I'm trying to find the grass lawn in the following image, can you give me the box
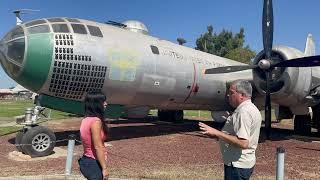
[184,110,211,119]
[0,126,22,136]
[0,100,34,118]
[0,99,72,136]
[149,109,212,119]
[0,99,281,136]
[149,109,278,121]
[0,99,71,119]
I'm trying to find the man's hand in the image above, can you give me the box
[199,122,221,137]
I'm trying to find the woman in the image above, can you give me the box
[78,92,109,180]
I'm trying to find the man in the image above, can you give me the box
[199,80,262,180]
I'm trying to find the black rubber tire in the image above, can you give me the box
[15,130,25,152]
[158,110,183,122]
[294,115,311,136]
[158,110,167,121]
[312,105,320,137]
[172,110,184,122]
[21,126,56,157]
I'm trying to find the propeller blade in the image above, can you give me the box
[204,65,258,74]
[264,71,272,139]
[272,55,320,67]
[262,0,274,140]
[262,0,274,59]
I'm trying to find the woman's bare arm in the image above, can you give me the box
[91,120,108,172]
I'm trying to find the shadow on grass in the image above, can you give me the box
[7,117,219,147]
[0,126,22,136]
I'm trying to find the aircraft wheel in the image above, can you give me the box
[312,105,320,136]
[15,129,26,152]
[294,115,311,136]
[172,110,184,122]
[158,110,168,121]
[21,126,56,157]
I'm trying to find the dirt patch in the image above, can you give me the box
[0,117,320,179]
[8,147,70,161]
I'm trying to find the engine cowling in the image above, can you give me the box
[253,45,315,114]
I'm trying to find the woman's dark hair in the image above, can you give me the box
[84,91,108,135]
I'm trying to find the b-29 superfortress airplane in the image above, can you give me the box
[1,0,320,157]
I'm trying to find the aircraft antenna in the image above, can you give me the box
[13,9,40,25]
[105,20,127,28]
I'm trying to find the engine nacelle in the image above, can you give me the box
[253,45,316,114]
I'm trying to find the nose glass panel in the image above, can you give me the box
[0,26,25,77]
[0,49,21,77]
[3,26,24,42]
[7,38,25,64]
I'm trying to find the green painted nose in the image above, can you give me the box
[0,25,53,92]
[16,33,53,92]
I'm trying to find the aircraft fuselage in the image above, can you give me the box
[0,18,252,114]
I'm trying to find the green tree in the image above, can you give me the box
[196,26,255,64]
[196,26,214,53]
[225,47,256,64]
[177,38,187,45]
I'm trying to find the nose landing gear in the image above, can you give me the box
[15,106,56,157]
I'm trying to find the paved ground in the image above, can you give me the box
[1,117,320,179]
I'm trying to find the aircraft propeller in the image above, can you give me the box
[204,0,320,139]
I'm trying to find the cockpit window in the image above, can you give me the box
[52,24,69,33]
[66,18,81,23]
[7,38,25,64]
[27,25,50,34]
[0,26,24,77]
[3,60,21,77]
[47,18,65,23]
[25,19,46,27]
[3,26,24,42]
[10,26,24,39]
[87,25,103,37]
[150,45,159,54]
[71,24,87,34]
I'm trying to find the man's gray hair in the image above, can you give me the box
[231,80,252,98]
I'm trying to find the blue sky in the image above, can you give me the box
[0,0,319,88]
